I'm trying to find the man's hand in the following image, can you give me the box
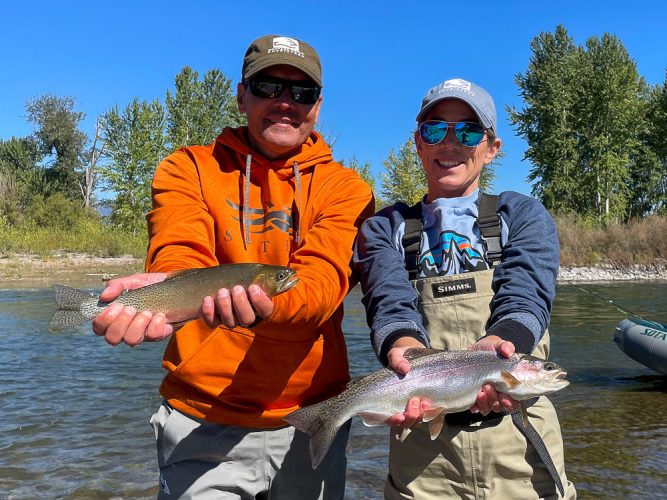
[200,284,274,329]
[92,274,277,347]
[469,335,518,415]
[92,273,170,347]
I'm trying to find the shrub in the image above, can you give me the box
[25,193,98,230]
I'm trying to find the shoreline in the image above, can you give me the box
[0,253,145,288]
[557,264,667,283]
[0,253,666,286]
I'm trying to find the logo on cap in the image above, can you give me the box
[441,79,476,96]
[268,37,305,58]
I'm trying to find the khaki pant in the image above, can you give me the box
[150,402,350,499]
[385,270,576,499]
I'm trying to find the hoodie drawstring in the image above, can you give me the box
[293,161,302,246]
[243,154,252,247]
[241,155,301,248]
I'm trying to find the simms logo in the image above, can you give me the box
[269,37,304,58]
[431,278,476,298]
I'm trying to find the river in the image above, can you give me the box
[1,280,666,499]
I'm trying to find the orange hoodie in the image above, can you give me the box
[145,127,374,428]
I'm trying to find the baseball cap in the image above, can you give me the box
[416,78,497,132]
[242,35,322,87]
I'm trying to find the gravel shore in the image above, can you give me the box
[0,253,144,286]
[0,253,666,285]
[558,264,667,282]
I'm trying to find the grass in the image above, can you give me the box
[1,215,666,271]
[0,220,147,259]
[556,214,667,268]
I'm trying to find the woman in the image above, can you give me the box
[354,78,576,499]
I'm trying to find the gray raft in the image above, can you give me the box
[614,317,667,375]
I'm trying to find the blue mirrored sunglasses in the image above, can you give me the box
[418,120,486,147]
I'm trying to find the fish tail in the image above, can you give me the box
[283,400,347,469]
[51,284,94,331]
[53,284,93,310]
[49,310,88,332]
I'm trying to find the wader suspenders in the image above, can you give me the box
[477,193,503,268]
[400,194,565,497]
[401,202,424,280]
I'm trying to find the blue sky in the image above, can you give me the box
[3,1,666,196]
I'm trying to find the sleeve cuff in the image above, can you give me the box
[378,329,427,366]
[485,319,534,354]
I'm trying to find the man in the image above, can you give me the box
[93,34,374,499]
[353,78,576,498]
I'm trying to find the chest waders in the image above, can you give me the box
[384,194,575,500]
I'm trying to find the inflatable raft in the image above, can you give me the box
[614,317,667,375]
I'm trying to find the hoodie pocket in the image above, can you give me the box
[170,326,333,412]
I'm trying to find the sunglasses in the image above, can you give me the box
[418,120,487,147]
[247,76,321,105]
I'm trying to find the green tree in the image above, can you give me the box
[577,33,644,220]
[637,72,667,215]
[166,67,244,150]
[100,98,168,235]
[0,136,41,223]
[25,95,87,200]
[380,137,427,205]
[508,25,583,213]
[510,26,658,221]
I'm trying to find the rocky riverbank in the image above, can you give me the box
[0,253,666,285]
[558,263,667,282]
[0,253,144,287]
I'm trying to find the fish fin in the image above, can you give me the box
[164,268,202,280]
[53,284,94,310]
[427,413,446,440]
[520,402,529,428]
[403,347,444,361]
[51,284,95,331]
[359,412,392,427]
[283,401,348,470]
[501,370,521,389]
[49,310,88,332]
[422,407,445,423]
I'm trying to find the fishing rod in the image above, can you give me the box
[564,279,662,326]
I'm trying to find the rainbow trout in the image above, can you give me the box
[50,263,298,331]
[284,348,569,468]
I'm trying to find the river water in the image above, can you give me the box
[1,279,666,499]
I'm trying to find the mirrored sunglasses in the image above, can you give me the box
[418,120,486,147]
[247,76,321,105]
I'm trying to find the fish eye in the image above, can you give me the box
[277,271,287,280]
[544,362,556,371]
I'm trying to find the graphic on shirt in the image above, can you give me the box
[226,200,293,234]
[419,230,489,276]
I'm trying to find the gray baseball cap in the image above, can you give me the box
[416,78,497,133]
